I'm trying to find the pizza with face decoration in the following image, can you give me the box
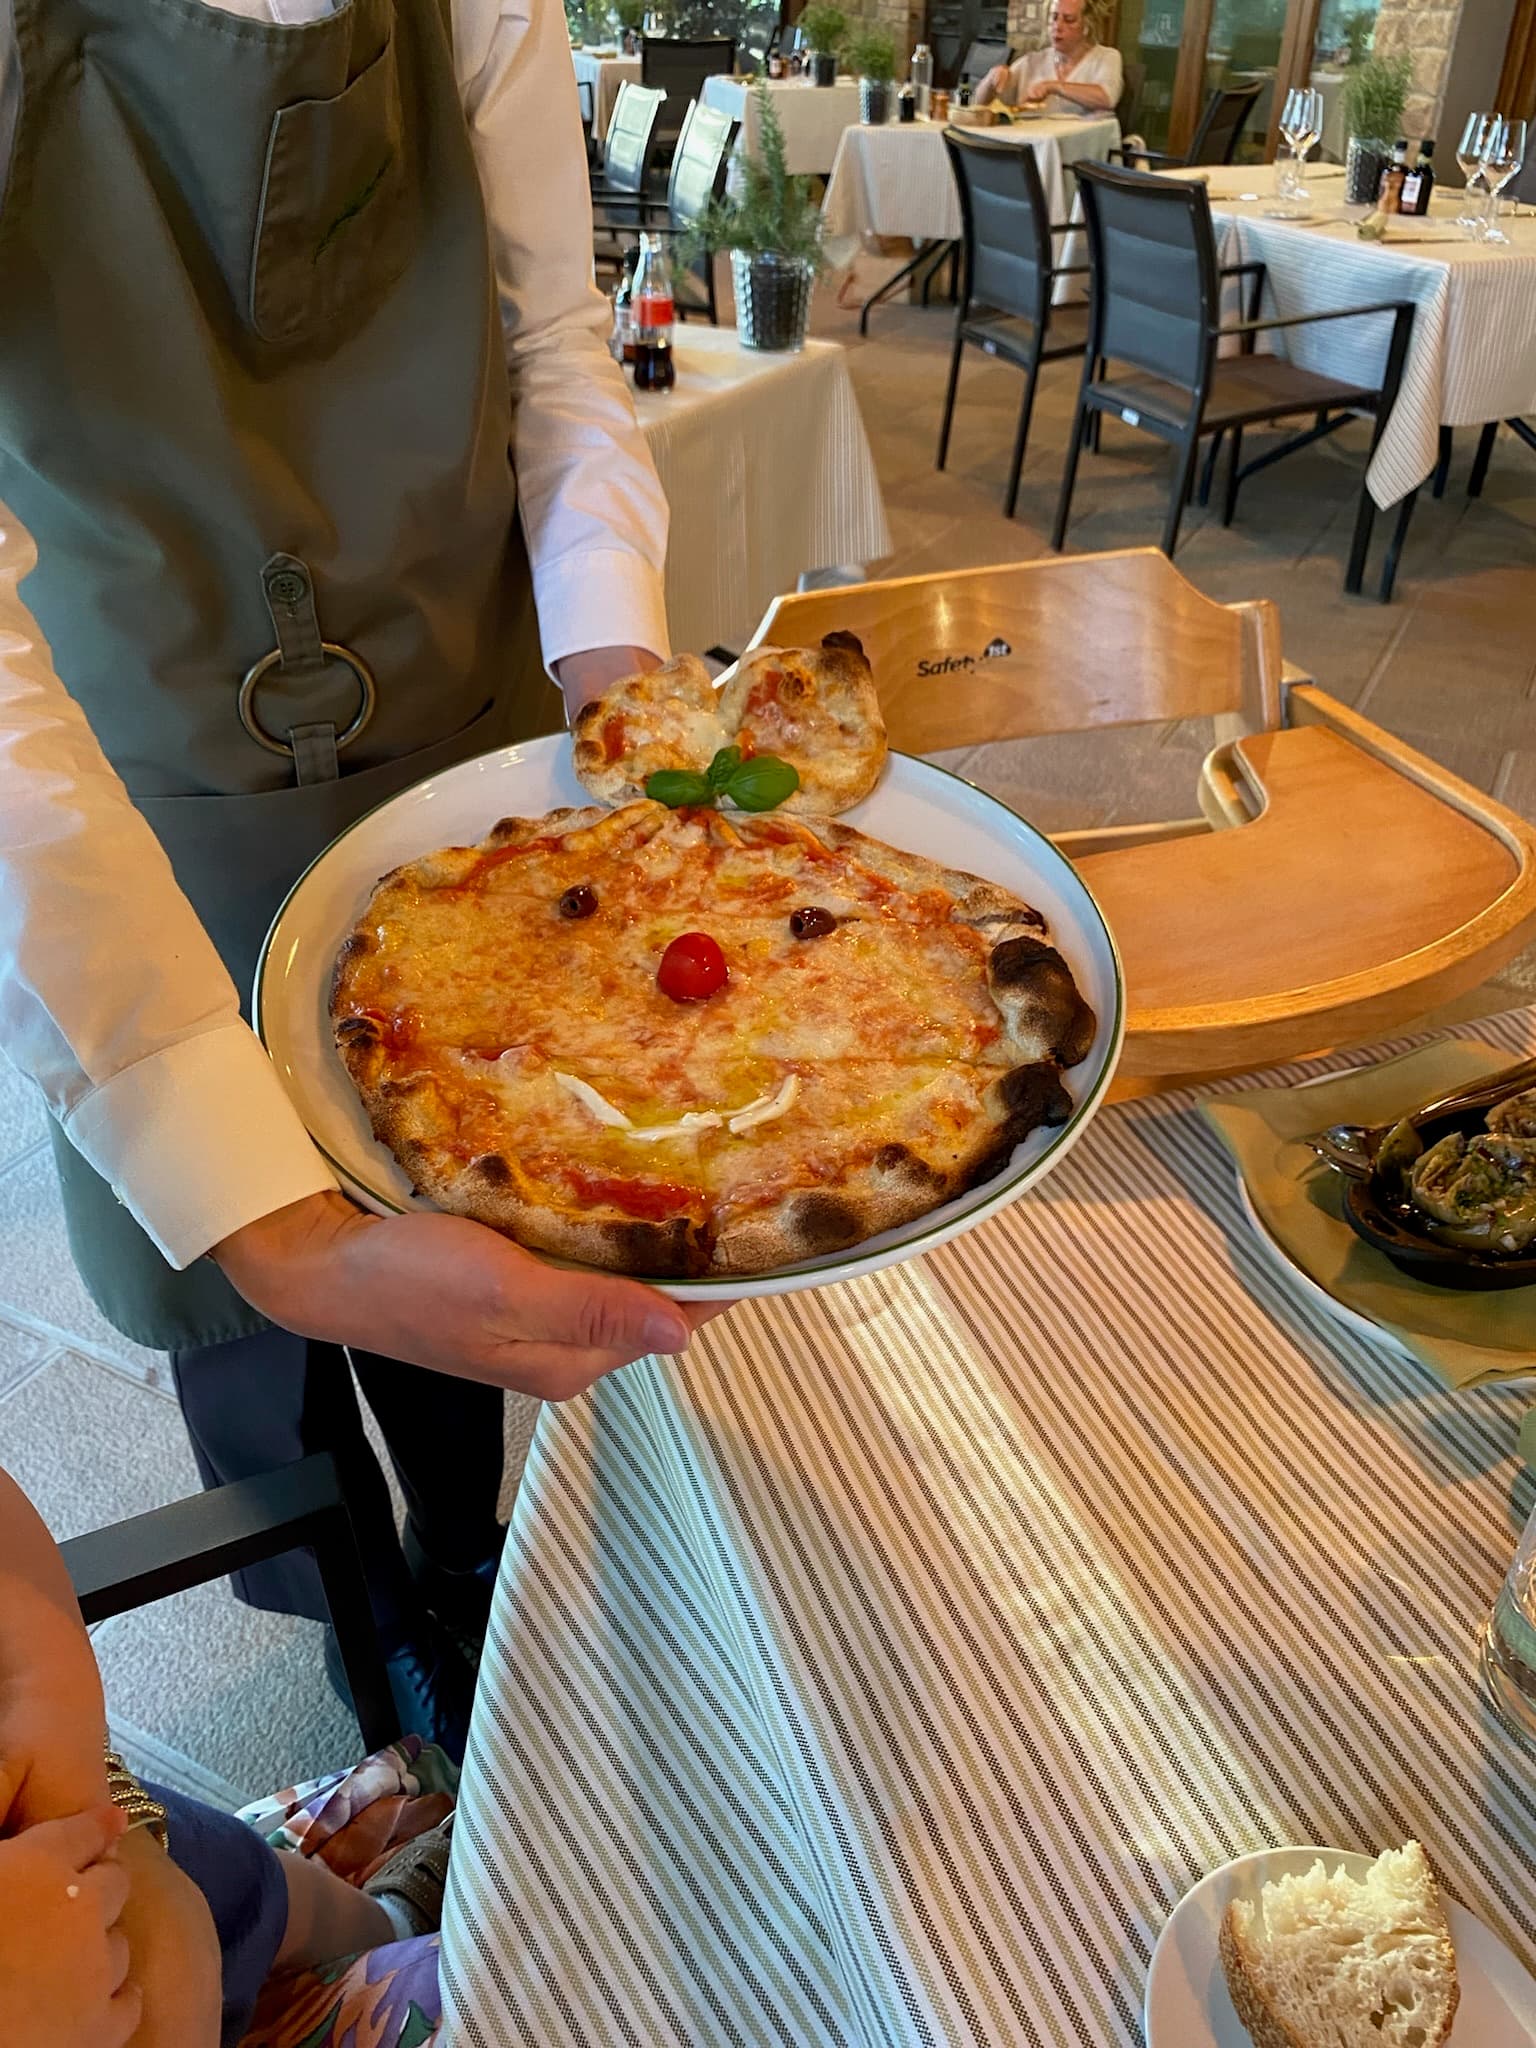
[330,799,1097,1277]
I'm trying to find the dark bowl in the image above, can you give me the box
[1341,1102,1536,1292]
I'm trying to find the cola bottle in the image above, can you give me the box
[631,233,676,393]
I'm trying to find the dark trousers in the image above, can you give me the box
[170,1330,505,1645]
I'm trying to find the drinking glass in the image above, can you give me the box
[1481,116,1527,244]
[1277,86,1322,206]
[1458,111,1495,233]
[1480,1496,1536,1742]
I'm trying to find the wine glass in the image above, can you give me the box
[1458,111,1495,233]
[1481,116,1527,244]
[1278,87,1323,207]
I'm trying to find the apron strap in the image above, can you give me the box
[239,553,376,786]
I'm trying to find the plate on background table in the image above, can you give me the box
[254,736,1124,1301]
[1146,1847,1536,2046]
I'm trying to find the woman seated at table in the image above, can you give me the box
[975,0,1123,114]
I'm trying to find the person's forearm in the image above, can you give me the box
[0,1467,87,1625]
[1067,80,1112,108]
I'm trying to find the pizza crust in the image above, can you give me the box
[331,801,1097,1279]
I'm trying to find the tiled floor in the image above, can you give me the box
[2,266,1534,1809]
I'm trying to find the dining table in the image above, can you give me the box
[633,323,891,655]
[438,1002,1536,2046]
[702,73,865,178]
[1191,162,1536,509]
[571,45,641,139]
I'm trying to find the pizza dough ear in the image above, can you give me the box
[821,629,865,657]
[987,935,1098,1068]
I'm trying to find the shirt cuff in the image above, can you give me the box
[533,548,671,674]
[64,1025,338,1270]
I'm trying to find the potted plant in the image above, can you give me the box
[844,20,897,124]
[1341,51,1412,203]
[799,1,847,86]
[684,82,825,350]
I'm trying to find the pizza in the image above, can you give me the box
[571,635,887,815]
[331,799,1097,1278]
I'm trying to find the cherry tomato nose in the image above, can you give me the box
[657,932,729,1003]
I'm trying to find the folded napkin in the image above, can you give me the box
[1203,1040,1536,1388]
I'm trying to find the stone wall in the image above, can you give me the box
[1007,0,1048,48]
[1371,0,1468,137]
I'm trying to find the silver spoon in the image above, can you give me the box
[1305,1056,1536,1181]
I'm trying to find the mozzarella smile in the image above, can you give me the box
[553,1071,801,1140]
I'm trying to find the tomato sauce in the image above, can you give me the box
[566,1168,700,1220]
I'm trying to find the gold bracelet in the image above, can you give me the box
[103,1742,170,1853]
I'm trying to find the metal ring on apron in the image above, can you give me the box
[237,644,378,756]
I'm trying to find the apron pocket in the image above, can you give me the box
[250,31,412,346]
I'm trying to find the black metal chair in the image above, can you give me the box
[1053,160,1417,599]
[593,98,740,322]
[590,79,667,205]
[1110,80,1264,169]
[938,130,1090,518]
[641,35,735,165]
[61,1453,399,1755]
[1115,58,1145,137]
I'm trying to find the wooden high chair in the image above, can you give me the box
[750,550,1536,1082]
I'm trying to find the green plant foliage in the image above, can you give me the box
[1341,7,1375,64]
[842,20,897,80]
[798,1,848,53]
[1340,50,1412,142]
[615,0,646,27]
[680,82,827,269]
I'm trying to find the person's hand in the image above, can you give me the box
[215,1191,727,1399]
[0,1580,110,1832]
[111,1828,221,2048]
[553,644,661,722]
[0,1805,141,2048]
[977,63,1010,102]
[1022,78,1052,103]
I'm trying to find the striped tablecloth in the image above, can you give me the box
[1201,167,1536,508]
[703,74,864,177]
[571,47,640,138]
[441,1006,1536,2048]
[635,325,890,654]
[822,114,1120,246]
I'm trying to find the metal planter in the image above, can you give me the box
[731,251,814,352]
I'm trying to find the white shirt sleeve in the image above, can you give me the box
[0,507,338,1268]
[1005,42,1122,110]
[455,0,671,669]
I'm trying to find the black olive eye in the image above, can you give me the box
[790,906,837,940]
[559,885,598,919]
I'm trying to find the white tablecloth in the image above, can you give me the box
[822,112,1121,244]
[441,1005,1536,2048]
[1200,165,1536,507]
[571,47,640,137]
[702,74,864,176]
[635,324,890,653]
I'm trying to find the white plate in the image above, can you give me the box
[1236,1179,1415,1364]
[254,738,1124,1300]
[1145,1846,1536,2046]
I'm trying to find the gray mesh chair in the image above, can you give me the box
[959,36,1010,85]
[641,36,735,163]
[593,98,740,322]
[1054,160,1417,598]
[591,80,667,202]
[938,130,1090,519]
[1109,80,1263,168]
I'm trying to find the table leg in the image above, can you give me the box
[857,240,956,336]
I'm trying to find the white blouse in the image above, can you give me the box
[996,41,1123,114]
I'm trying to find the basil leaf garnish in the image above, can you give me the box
[725,755,801,811]
[645,769,714,808]
[706,745,743,792]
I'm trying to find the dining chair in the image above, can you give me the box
[959,36,1010,85]
[1053,161,1417,600]
[593,98,740,323]
[1114,58,1146,138]
[937,130,1090,519]
[748,550,1536,1081]
[590,80,667,203]
[1110,80,1264,169]
[641,35,735,164]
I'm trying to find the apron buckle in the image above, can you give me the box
[237,642,377,756]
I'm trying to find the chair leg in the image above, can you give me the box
[1004,358,1042,521]
[1087,407,1102,453]
[1221,424,1244,527]
[936,327,965,472]
[1468,421,1498,498]
[1198,430,1224,507]
[1051,401,1092,552]
[1432,424,1452,499]
[1162,433,1201,556]
[1378,488,1418,602]
[1345,480,1377,595]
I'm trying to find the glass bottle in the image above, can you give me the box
[1401,139,1436,216]
[609,244,639,364]
[910,41,933,117]
[632,233,676,393]
[1377,138,1409,213]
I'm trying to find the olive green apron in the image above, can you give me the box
[1,0,554,1348]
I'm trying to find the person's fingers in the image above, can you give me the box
[79,1852,132,1930]
[679,1299,736,1332]
[31,1804,126,1873]
[103,1980,144,2048]
[103,1926,132,1995]
[503,1252,690,1356]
